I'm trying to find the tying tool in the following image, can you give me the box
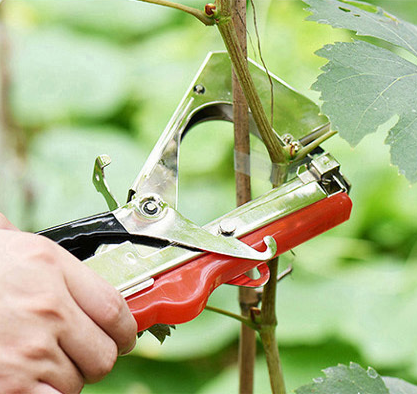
[39,52,352,332]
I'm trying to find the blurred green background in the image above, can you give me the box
[1,0,417,393]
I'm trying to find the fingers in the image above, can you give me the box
[37,346,84,393]
[47,241,137,354]
[0,212,19,231]
[57,296,118,383]
[0,229,135,393]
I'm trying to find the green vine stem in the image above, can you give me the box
[135,0,215,25]
[215,3,288,391]
[293,128,337,161]
[136,1,290,393]
[214,0,288,170]
[205,305,257,330]
[136,1,288,167]
[260,258,286,394]
[230,1,259,392]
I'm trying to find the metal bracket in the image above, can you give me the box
[127,51,328,208]
[93,155,119,211]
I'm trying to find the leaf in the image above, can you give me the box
[303,0,417,57]
[304,0,417,182]
[294,363,389,394]
[197,341,362,394]
[145,324,176,345]
[313,40,417,181]
[383,377,417,394]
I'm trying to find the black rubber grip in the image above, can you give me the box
[37,212,130,260]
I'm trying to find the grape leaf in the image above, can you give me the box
[313,40,417,181]
[294,363,389,394]
[304,0,417,57]
[383,377,417,394]
[145,324,176,345]
[303,0,417,182]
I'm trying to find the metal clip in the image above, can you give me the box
[297,152,351,195]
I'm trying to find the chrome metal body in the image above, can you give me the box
[85,52,347,298]
[127,51,327,207]
[85,152,349,297]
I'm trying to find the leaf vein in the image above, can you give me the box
[352,73,416,136]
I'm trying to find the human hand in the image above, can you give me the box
[0,213,137,393]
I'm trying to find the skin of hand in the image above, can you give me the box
[0,213,138,394]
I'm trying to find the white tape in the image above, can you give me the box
[234,149,286,184]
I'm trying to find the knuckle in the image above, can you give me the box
[88,342,117,383]
[101,289,125,326]
[31,235,60,265]
[29,293,65,323]
[62,368,84,394]
[22,335,54,361]
[17,234,58,266]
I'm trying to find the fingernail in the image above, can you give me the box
[120,339,137,356]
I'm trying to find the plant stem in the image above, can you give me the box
[136,0,215,25]
[215,2,288,392]
[231,1,259,393]
[260,258,286,394]
[136,1,290,392]
[215,0,288,173]
[294,129,337,161]
[136,0,288,169]
[205,305,257,329]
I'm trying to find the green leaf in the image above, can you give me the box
[145,324,176,345]
[383,377,417,394]
[294,363,389,394]
[303,0,417,57]
[313,40,417,181]
[304,0,417,182]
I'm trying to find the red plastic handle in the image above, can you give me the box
[127,192,352,331]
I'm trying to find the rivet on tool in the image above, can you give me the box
[193,84,206,95]
[282,134,294,144]
[219,220,237,236]
[143,201,159,216]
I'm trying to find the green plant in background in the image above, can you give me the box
[2,0,417,393]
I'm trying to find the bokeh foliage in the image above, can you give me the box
[1,0,417,393]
